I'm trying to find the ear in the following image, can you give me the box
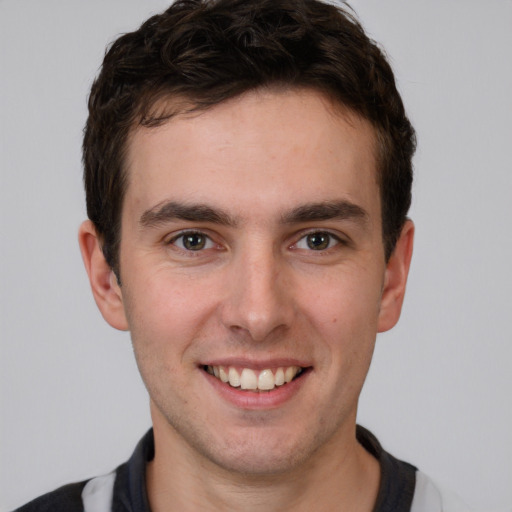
[377,220,414,333]
[78,220,129,331]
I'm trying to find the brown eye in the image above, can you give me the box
[293,231,341,251]
[306,232,331,250]
[171,232,213,251]
[183,233,206,250]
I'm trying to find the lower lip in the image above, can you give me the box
[202,369,310,410]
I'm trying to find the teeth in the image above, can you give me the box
[284,366,296,383]
[206,365,303,391]
[258,369,275,390]
[219,366,229,383]
[228,367,241,387]
[240,368,258,390]
[274,368,285,386]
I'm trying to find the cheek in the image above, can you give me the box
[306,270,383,333]
[123,280,202,400]
[122,272,218,355]
[304,270,382,377]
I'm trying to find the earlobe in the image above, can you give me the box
[78,220,129,331]
[377,220,414,333]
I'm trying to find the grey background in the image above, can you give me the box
[1,1,511,510]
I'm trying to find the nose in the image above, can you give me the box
[220,244,295,343]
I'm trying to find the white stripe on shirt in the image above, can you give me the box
[82,471,116,512]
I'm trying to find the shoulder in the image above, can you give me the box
[11,429,153,512]
[12,480,88,512]
[356,425,472,512]
[12,471,118,512]
[411,471,473,512]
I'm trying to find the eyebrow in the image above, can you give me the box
[139,199,369,229]
[280,200,369,225]
[139,201,237,228]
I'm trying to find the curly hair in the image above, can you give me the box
[83,0,416,276]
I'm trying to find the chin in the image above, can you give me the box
[184,422,329,477]
[207,442,312,477]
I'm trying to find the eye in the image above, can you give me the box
[295,231,340,251]
[169,231,215,251]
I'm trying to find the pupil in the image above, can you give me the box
[184,233,205,250]
[307,233,329,250]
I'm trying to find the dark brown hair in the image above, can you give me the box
[83,0,416,277]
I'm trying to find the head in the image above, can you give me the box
[79,0,416,478]
[83,0,415,280]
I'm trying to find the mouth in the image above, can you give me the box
[202,365,307,392]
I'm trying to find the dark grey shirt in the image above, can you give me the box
[14,426,417,512]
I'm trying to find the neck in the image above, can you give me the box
[146,415,380,512]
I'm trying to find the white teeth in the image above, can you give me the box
[219,366,229,383]
[240,368,258,390]
[284,366,296,383]
[207,365,303,391]
[258,369,275,390]
[274,367,285,386]
[228,367,241,387]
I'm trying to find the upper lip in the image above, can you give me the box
[199,358,311,370]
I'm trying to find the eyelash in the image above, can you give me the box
[292,231,344,252]
[167,231,217,252]
[167,230,345,253]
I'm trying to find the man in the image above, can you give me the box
[15,0,468,510]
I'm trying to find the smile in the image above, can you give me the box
[204,365,305,392]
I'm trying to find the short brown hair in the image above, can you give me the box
[83,0,416,277]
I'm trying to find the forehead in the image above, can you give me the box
[123,88,380,224]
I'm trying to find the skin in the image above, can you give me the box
[79,88,414,511]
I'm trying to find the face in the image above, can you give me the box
[81,88,413,476]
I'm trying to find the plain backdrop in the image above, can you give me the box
[1,1,511,511]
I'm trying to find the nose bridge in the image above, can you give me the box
[222,238,292,341]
